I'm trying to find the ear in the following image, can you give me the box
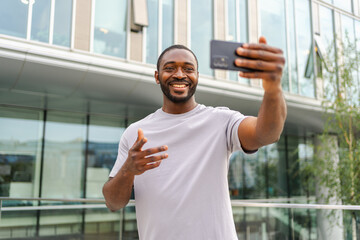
[154,71,160,84]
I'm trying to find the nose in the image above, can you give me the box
[173,67,186,79]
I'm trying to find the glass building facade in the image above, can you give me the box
[0,0,359,239]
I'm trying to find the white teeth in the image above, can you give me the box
[172,84,186,88]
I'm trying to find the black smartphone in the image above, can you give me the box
[210,39,254,72]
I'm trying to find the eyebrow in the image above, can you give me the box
[163,61,195,67]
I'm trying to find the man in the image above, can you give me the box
[103,36,287,239]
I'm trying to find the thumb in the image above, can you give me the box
[259,36,267,44]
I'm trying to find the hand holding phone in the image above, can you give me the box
[210,40,255,72]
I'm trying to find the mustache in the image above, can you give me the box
[168,79,191,85]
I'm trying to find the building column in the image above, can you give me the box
[314,135,344,240]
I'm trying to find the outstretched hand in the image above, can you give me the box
[123,129,168,175]
[235,36,285,92]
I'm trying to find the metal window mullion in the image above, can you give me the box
[90,0,96,52]
[158,0,163,54]
[142,27,147,63]
[26,1,33,40]
[309,0,318,98]
[293,0,301,94]
[126,0,131,60]
[285,0,292,92]
[70,0,76,49]
[213,0,217,39]
[49,0,55,44]
[224,0,230,80]
[187,0,191,48]
[174,0,177,44]
[235,0,241,82]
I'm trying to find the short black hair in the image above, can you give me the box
[157,45,199,72]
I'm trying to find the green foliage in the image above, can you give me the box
[315,32,360,205]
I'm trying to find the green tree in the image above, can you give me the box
[314,33,360,239]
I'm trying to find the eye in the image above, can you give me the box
[184,67,195,72]
[164,66,175,71]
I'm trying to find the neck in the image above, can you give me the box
[162,97,198,114]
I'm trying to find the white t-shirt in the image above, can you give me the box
[110,104,249,240]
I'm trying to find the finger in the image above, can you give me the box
[235,59,283,72]
[143,161,162,170]
[239,71,280,81]
[132,129,147,151]
[259,36,267,44]
[239,43,283,54]
[145,153,168,163]
[140,145,168,158]
[236,48,284,62]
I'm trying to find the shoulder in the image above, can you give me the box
[200,104,243,118]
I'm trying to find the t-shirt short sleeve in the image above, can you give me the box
[109,134,129,177]
[225,109,248,153]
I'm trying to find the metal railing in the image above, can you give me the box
[1,197,359,240]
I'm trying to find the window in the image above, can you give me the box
[259,0,289,91]
[42,112,86,198]
[86,116,125,198]
[145,0,174,64]
[227,0,249,84]
[146,0,159,64]
[191,0,213,76]
[93,0,128,58]
[0,107,44,198]
[0,0,29,38]
[295,0,315,97]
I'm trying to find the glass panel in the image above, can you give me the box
[228,0,249,84]
[31,0,51,43]
[341,15,358,105]
[42,111,86,199]
[0,107,43,199]
[295,0,315,98]
[53,0,72,47]
[319,6,335,99]
[0,0,28,38]
[355,20,360,105]
[94,0,127,58]
[0,107,43,238]
[162,0,174,51]
[334,0,352,12]
[86,116,125,199]
[288,0,298,94]
[191,0,213,76]
[259,0,289,91]
[146,0,159,64]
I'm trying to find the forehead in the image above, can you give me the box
[160,49,197,67]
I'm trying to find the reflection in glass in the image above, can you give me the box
[295,0,314,98]
[191,0,213,76]
[319,6,335,99]
[146,0,159,64]
[86,116,125,198]
[31,0,51,43]
[53,0,72,47]
[42,112,86,199]
[287,0,298,94]
[0,108,43,238]
[228,0,249,84]
[94,0,127,58]
[0,0,28,38]
[341,15,358,106]
[259,0,289,91]
[162,0,174,51]
[334,0,352,12]
[0,108,43,199]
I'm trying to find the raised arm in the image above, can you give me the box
[235,36,287,151]
[102,129,168,211]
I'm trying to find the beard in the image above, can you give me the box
[159,78,197,103]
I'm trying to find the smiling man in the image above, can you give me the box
[103,37,287,240]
